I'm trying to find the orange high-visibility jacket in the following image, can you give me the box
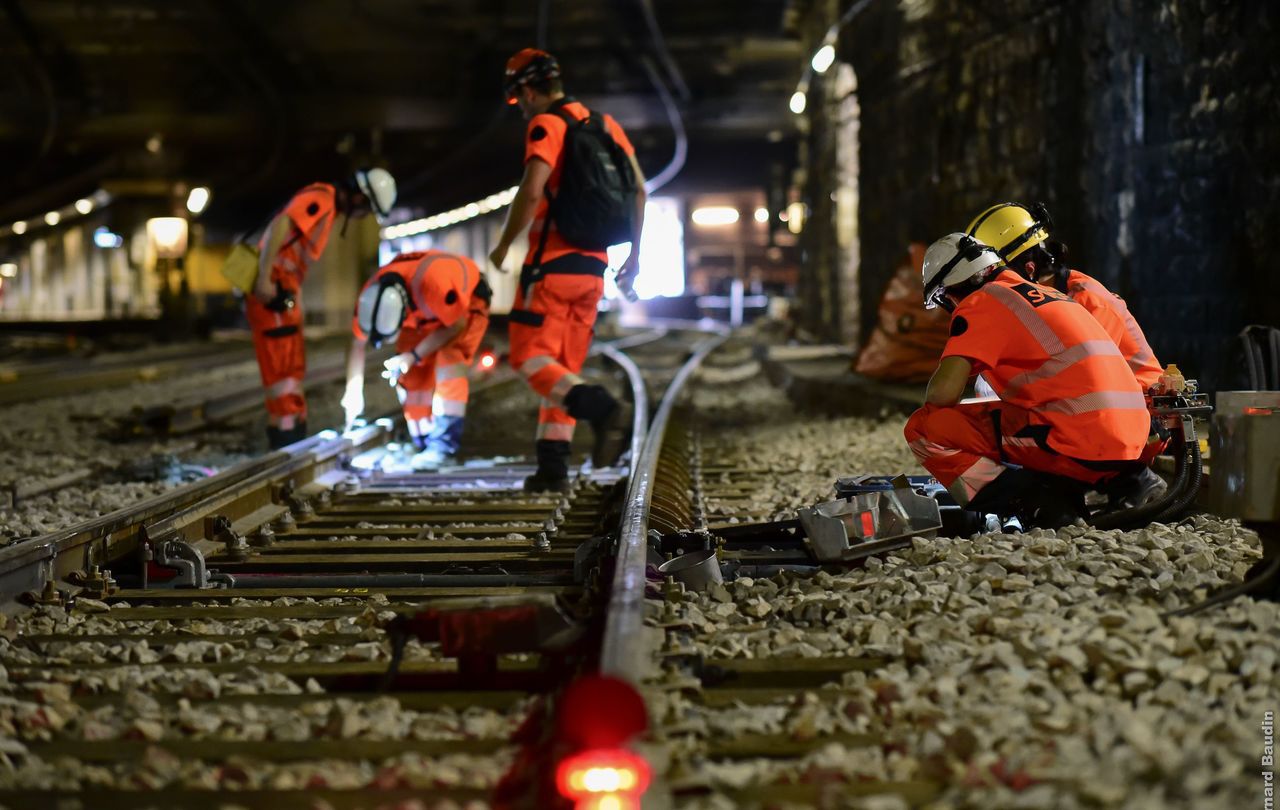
[1064,269,1162,390]
[352,251,482,340]
[260,183,338,289]
[942,270,1150,461]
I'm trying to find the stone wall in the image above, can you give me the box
[810,0,1278,389]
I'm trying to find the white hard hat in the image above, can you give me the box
[922,233,1003,309]
[354,168,397,223]
[356,276,408,346]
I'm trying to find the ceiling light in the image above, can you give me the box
[789,91,807,115]
[146,217,189,258]
[811,44,836,74]
[74,198,94,215]
[44,211,61,226]
[0,263,16,278]
[93,227,124,249]
[753,207,770,223]
[12,222,27,235]
[186,186,211,215]
[786,202,806,234]
[690,206,740,227]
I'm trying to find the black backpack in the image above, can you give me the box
[535,99,638,261]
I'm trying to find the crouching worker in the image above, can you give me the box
[903,234,1150,528]
[342,250,492,468]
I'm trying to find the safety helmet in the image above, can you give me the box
[922,233,1003,310]
[356,274,409,347]
[504,48,560,104]
[354,168,397,223]
[965,202,1051,262]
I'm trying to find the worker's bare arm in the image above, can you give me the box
[925,356,974,406]
[489,159,554,272]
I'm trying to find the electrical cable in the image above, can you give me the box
[640,56,687,194]
[634,0,689,101]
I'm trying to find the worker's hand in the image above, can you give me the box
[616,257,640,303]
[381,352,416,386]
[488,244,511,275]
[340,381,364,430]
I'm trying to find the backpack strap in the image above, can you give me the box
[530,97,583,272]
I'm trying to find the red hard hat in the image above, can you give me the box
[504,48,560,104]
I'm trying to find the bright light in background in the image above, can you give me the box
[186,186,211,215]
[786,202,806,234]
[74,198,94,215]
[811,43,836,74]
[606,197,684,300]
[146,217,189,258]
[753,207,770,223]
[479,353,496,370]
[93,227,125,249]
[0,263,16,278]
[11,222,26,235]
[44,211,60,226]
[690,206,739,227]
[789,90,807,114]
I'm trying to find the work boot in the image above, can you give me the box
[564,384,630,468]
[267,421,309,450]
[966,468,1084,531]
[425,415,465,457]
[523,439,571,493]
[1104,467,1168,509]
[410,446,453,471]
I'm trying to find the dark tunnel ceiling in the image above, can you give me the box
[0,0,803,224]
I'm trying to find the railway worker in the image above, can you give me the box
[966,202,1168,505]
[249,169,397,449]
[342,250,492,468]
[488,48,647,493]
[903,234,1151,528]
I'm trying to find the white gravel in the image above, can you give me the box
[654,357,1275,810]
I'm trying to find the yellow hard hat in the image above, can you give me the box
[965,202,1049,262]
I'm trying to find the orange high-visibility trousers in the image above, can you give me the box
[508,273,603,443]
[905,401,1136,506]
[396,306,491,444]
[246,292,306,430]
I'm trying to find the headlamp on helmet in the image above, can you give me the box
[356,275,410,347]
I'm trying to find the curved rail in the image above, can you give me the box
[599,331,727,683]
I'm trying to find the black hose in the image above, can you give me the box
[1167,524,1280,617]
[1151,424,1203,524]
[1242,330,1263,390]
[1268,327,1280,389]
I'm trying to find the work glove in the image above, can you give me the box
[381,352,417,386]
[340,380,364,430]
[264,282,296,313]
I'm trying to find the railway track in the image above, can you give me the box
[0,325,727,809]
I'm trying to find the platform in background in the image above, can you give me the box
[757,344,924,417]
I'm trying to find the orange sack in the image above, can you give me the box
[854,243,951,382]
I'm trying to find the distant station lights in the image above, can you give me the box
[690,206,740,227]
[753,207,770,223]
[93,227,125,249]
[1,189,112,239]
[381,186,520,240]
[789,89,807,115]
[0,263,16,278]
[811,43,836,74]
[186,186,212,215]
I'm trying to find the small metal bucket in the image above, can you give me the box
[657,549,723,591]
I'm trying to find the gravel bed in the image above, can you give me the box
[655,363,1276,810]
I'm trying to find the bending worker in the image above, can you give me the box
[966,202,1167,504]
[248,169,396,448]
[343,250,492,468]
[904,234,1151,528]
[488,48,647,493]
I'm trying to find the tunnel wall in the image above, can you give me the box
[837,0,1278,390]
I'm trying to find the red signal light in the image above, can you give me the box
[556,748,651,809]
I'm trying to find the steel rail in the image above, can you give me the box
[599,331,727,683]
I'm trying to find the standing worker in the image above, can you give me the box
[488,48,648,492]
[903,234,1150,528]
[247,169,396,449]
[342,250,492,468]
